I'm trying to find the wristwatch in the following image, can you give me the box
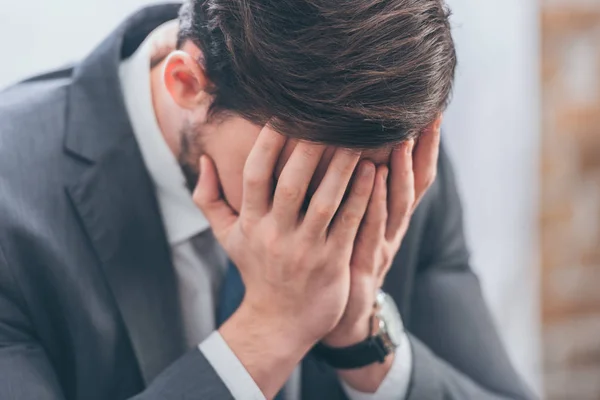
[312,290,404,369]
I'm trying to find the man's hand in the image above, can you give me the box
[322,116,442,393]
[193,126,376,399]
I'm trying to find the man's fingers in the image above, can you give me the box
[386,140,415,240]
[272,142,325,230]
[241,125,287,217]
[345,165,388,271]
[303,149,361,239]
[193,156,238,241]
[328,162,376,248]
[413,116,441,208]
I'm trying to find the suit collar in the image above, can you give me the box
[118,21,211,244]
[67,138,188,385]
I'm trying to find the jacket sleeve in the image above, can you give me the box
[0,242,67,400]
[0,244,233,400]
[404,146,537,400]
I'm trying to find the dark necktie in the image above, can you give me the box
[217,261,285,400]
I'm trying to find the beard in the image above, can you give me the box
[177,120,204,194]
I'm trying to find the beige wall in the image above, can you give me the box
[541,1,600,399]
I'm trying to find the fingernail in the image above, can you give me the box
[405,139,415,155]
[361,162,374,177]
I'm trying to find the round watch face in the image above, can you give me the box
[376,291,404,347]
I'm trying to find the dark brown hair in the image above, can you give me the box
[178,0,456,148]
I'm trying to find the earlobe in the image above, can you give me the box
[163,50,209,110]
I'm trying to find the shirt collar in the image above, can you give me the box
[118,23,211,245]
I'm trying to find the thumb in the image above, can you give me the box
[193,155,237,241]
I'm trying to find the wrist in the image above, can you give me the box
[322,312,373,348]
[317,289,404,371]
[219,301,315,399]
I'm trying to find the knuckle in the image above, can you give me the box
[277,184,302,202]
[263,224,281,246]
[267,245,285,262]
[239,216,258,236]
[300,224,325,244]
[314,203,335,219]
[341,210,362,227]
[244,170,265,189]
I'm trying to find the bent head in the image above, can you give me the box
[160,0,456,211]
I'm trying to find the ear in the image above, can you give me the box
[163,50,209,110]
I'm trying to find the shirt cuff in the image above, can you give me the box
[341,331,413,400]
[199,331,266,400]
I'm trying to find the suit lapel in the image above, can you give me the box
[64,4,186,385]
[68,134,187,385]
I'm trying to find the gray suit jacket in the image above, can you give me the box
[0,4,535,400]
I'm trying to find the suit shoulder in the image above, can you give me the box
[0,72,71,127]
[0,73,72,169]
[0,73,76,220]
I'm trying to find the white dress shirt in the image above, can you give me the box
[118,22,412,400]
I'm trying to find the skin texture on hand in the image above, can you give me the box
[323,117,442,393]
[193,126,377,399]
[193,118,441,397]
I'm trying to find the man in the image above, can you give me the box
[0,1,535,399]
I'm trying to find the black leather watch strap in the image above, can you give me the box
[311,336,390,369]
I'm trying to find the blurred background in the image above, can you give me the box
[1,0,598,398]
